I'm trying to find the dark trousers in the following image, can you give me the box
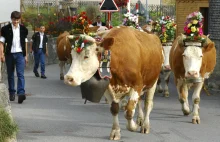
[5,53,25,96]
[33,49,45,75]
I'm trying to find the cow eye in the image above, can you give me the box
[84,56,89,59]
[182,55,185,57]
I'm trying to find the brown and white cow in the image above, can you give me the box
[56,26,109,80]
[157,42,172,97]
[57,31,72,80]
[170,34,216,124]
[64,26,163,140]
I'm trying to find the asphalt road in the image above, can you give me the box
[11,64,220,142]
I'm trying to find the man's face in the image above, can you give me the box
[97,17,101,22]
[11,18,20,27]
[40,26,45,33]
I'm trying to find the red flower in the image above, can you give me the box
[76,47,82,53]
[83,40,88,43]
[186,29,191,34]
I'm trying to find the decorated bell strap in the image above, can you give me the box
[184,41,203,47]
[98,50,112,79]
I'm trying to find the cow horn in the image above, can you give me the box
[67,35,75,39]
[203,36,209,47]
[178,34,185,46]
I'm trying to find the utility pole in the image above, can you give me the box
[145,0,149,22]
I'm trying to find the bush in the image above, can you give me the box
[0,107,18,142]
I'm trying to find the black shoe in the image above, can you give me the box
[34,72,40,77]
[9,94,15,101]
[41,75,47,79]
[18,95,26,104]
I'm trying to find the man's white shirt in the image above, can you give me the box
[39,32,44,48]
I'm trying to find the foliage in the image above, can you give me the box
[46,17,72,37]
[0,107,18,142]
[183,11,205,42]
[46,12,92,37]
[85,5,100,23]
[114,0,129,7]
[21,7,57,29]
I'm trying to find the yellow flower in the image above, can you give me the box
[187,23,192,27]
[192,20,198,24]
[162,39,166,43]
[191,26,196,32]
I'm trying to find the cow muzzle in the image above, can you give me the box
[64,75,78,86]
[185,71,203,83]
[163,65,171,71]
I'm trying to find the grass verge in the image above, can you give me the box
[0,106,18,142]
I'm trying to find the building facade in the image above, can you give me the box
[175,0,209,37]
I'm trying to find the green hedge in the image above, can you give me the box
[0,107,18,142]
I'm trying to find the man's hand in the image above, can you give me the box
[0,55,5,62]
[25,56,28,65]
[46,52,49,57]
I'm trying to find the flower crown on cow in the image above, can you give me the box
[122,12,140,29]
[70,35,93,53]
[71,12,92,34]
[183,11,205,43]
[159,16,176,43]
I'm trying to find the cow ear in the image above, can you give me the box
[100,37,114,50]
[203,42,215,52]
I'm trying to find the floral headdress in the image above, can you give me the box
[122,12,140,29]
[71,12,92,34]
[159,16,176,43]
[152,20,161,34]
[70,35,93,54]
[183,11,205,42]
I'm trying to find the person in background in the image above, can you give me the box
[31,25,48,79]
[0,11,28,104]
[92,15,106,26]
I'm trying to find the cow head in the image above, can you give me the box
[64,34,100,86]
[179,34,213,79]
[162,42,172,71]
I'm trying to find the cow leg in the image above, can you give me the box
[141,80,157,134]
[136,96,144,126]
[59,61,65,80]
[110,102,121,140]
[192,82,203,124]
[163,71,171,97]
[157,75,163,93]
[125,89,139,131]
[177,79,190,115]
[104,89,121,140]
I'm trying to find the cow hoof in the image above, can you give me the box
[127,120,138,131]
[182,103,190,116]
[60,74,64,80]
[110,129,121,140]
[136,116,144,126]
[163,92,169,97]
[140,126,150,134]
[192,119,200,124]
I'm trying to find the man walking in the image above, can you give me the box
[0,11,28,104]
[31,26,48,79]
